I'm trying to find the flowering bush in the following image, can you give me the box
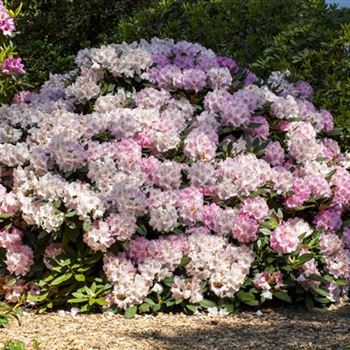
[0,38,349,316]
[0,1,24,104]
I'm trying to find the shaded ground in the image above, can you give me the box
[0,306,350,350]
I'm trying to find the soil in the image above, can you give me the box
[0,306,349,350]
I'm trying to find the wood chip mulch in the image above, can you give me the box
[0,306,349,350]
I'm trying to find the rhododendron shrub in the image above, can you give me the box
[0,38,349,316]
[0,1,24,104]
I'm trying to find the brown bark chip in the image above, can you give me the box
[0,306,349,350]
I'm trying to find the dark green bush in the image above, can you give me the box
[12,0,154,88]
[111,0,322,65]
[253,7,350,149]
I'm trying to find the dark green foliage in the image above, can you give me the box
[111,0,319,65]
[253,7,350,150]
[1,340,25,350]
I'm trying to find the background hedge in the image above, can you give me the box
[253,7,350,149]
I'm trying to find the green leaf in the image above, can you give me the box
[222,302,234,313]
[199,299,217,309]
[80,304,90,312]
[95,297,108,306]
[72,292,86,298]
[248,122,263,129]
[83,220,91,232]
[125,305,138,319]
[226,141,233,157]
[295,253,314,267]
[173,228,184,235]
[162,276,174,287]
[0,315,9,328]
[139,303,150,313]
[91,282,97,293]
[326,127,343,136]
[165,299,175,307]
[2,340,25,350]
[221,127,234,134]
[68,297,87,303]
[236,291,259,306]
[314,297,331,304]
[307,274,324,282]
[336,279,347,287]
[180,255,191,267]
[314,287,329,298]
[276,208,283,219]
[261,219,278,230]
[236,291,255,302]
[260,228,272,236]
[184,304,197,314]
[152,304,161,312]
[65,210,78,218]
[136,224,147,236]
[27,292,49,302]
[323,275,334,283]
[15,2,23,16]
[243,299,259,306]
[38,230,49,240]
[0,212,13,219]
[50,272,73,286]
[273,290,292,303]
[52,199,62,209]
[144,297,156,307]
[4,222,12,230]
[256,239,262,248]
[74,274,86,282]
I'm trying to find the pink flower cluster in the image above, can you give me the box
[0,2,25,83]
[84,214,137,252]
[1,57,25,75]
[0,1,15,36]
[270,219,312,254]
[0,227,33,276]
[232,197,269,243]
[104,232,253,309]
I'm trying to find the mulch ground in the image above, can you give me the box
[0,306,349,350]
